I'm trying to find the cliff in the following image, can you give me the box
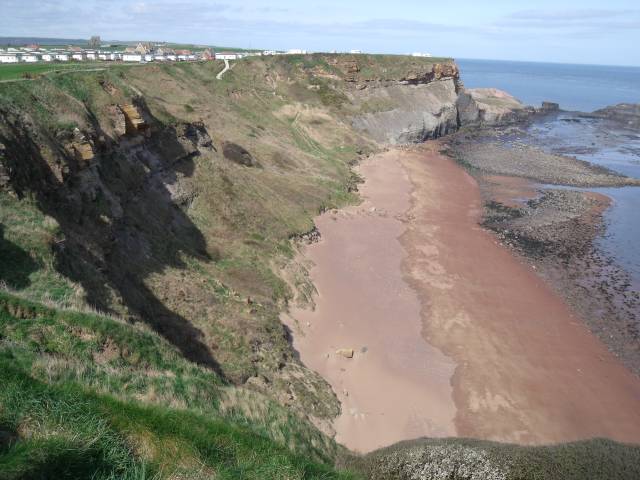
[0,54,599,479]
[457,87,529,126]
[346,61,461,143]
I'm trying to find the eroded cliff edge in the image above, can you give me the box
[0,54,483,429]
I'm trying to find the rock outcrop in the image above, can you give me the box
[590,103,640,130]
[349,65,461,144]
[457,88,529,126]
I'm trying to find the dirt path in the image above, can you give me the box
[284,144,640,452]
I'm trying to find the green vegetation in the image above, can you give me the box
[0,291,355,479]
[0,62,107,81]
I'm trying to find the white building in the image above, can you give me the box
[286,49,307,55]
[122,53,143,62]
[154,55,166,61]
[350,49,362,54]
[41,54,54,62]
[144,54,153,62]
[55,53,69,61]
[71,53,85,61]
[263,50,277,56]
[411,52,433,58]
[85,51,97,60]
[166,54,177,61]
[21,54,38,63]
[177,54,188,61]
[0,53,19,63]
[216,52,239,60]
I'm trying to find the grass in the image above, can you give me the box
[0,62,108,81]
[0,291,355,478]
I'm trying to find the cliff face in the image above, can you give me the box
[346,61,461,143]
[343,60,526,143]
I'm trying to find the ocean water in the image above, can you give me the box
[457,58,640,112]
[458,58,640,286]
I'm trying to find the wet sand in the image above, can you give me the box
[284,144,640,452]
[283,150,457,453]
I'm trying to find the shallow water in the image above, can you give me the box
[512,113,640,287]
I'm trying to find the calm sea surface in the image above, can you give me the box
[457,58,640,112]
[457,58,640,286]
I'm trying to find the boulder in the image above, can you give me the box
[222,141,260,167]
[336,348,354,359]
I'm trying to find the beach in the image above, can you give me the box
[284,143,640,452]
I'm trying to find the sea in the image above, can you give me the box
[457,58,640,112]
[457,58,640,286]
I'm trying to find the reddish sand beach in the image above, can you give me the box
[284,143,640,453]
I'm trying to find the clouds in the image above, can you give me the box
[502,8,640,31]
[0,1,638,65]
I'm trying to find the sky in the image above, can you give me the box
[1,0,639,66]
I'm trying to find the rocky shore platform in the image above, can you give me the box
[444,126,640,376]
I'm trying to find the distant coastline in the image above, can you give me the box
[457,58,640,112]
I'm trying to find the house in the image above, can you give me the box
[71,52,85,61]
[41,54,54,62]
[215,52,239,60]
[177,54,188,61]
[350,49,362,54]
[134,42,152,54]
[155,47,175,56]
[263,50,277,56]
[144,54,153,62]
[0,53,19,63]
[411,52,432,58]
[98,53,109,60]
[187,54,196,61]
[200,49,214,60]
[286,49,307,55]
[166,54,177,61]
[154,54,167,61]
[55,53,69,61]
[21,54,38,63]
[122,53,143,62]
[85,51,97,60]
[175,49,192,56]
